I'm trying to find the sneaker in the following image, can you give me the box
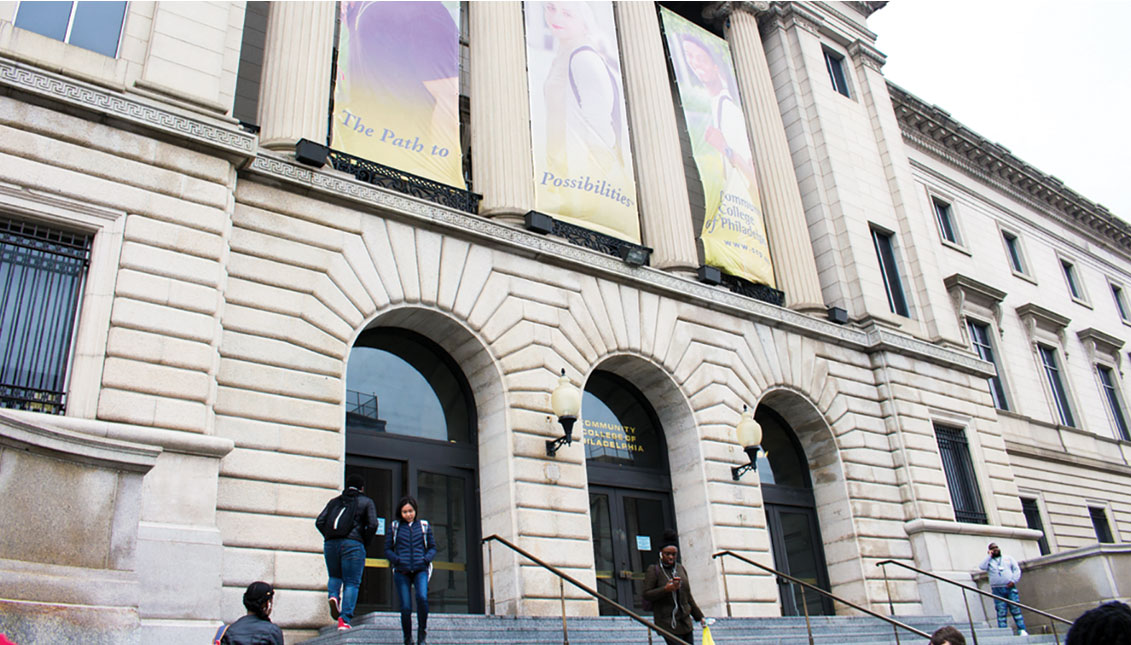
[328,596,340,620]
[1018,630,1029,636]
[337,617,351,631]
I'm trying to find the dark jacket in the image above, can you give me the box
[221,614,284,645]
[315,488,379,545]
[384,518,437,574]
[642,562,703,636]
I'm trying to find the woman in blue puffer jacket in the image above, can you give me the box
[385,496,437,645]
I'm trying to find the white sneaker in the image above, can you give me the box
[1018,630,1029,637]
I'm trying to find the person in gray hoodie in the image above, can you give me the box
[978,542,1028,636]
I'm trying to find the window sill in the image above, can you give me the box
[1011,269,1038,285]
[1070,296,1093,310]
[940,239,972,256]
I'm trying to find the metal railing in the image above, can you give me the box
[713,550,931,645]
[482,534,684,645]
[876,559,1072,645]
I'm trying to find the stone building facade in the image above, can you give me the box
[0,1,1128,643]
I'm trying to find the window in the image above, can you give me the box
[1020,498,1050,555]
[932,198,959,244]
[14,1,127,58]
[1002,231,1027,274]
[1038,344,1076,427]
[935,425,987,524]
[1,217,92,414]
[823,49,851,97]
[1097,365,1130,441]
[871,228,910,317]
[967,319,1009,410]
[1089,507,1114,544]
[1112,284,1130,323]
[1061,259,1085,302]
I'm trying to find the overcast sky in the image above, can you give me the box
[868,0,1131,221]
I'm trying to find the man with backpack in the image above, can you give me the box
[316,473,379,631]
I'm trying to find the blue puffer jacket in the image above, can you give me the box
[384,519,437,574]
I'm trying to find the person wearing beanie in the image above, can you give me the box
[316,473,380,631]
[642,530,705,645]
[217,581,283,644]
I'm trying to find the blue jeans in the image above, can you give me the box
[394,569,429,640]
[991,585,1026,632]
[324,538,366,624]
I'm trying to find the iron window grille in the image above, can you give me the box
[1020,498,1051,555]
[1,217,92,414]
[935,425,988,524]
[1038,345,1076,427]
[319,143,482,215]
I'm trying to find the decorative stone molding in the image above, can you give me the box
[1016,303,1070,351]
[0,56,256,159]
[849,1,889,17]
[904,518,1042,541]
[760,2,825,35]
[246,153,993,377]
[944,273,1006,332]
[891,83,1131,255]
[847,39,886,71]
[1077,327,1125,370]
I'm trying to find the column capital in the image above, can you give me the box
[703,1,772,22]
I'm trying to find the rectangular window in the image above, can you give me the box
[1062,259,1084,300]
[871,228,910,317]
[1003,231,1026,274]
[1020,498,1050,555]
[1097,365,1131,441]
[935,425,987,524]
[932,198,958,244]
[1113,284,1130,323]
[823,49,851,97]
[14,1,126,58]
[1089,507,1114,544]
[1,217,92,414]
[967,319,1009,410]
[1038,344,1076,427]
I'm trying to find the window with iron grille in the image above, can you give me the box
[935,424,987,524]
[1020,497,1050,555]
[1089,507,1114,544]
[0,217,91,414]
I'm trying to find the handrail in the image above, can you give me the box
[482,534,684,644]
[876,559,1070,645]
[714,550,931,644]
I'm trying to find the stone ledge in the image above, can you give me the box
[0,557,139,606]
[3,409,233,458]
[0,410,160,472]
[904,519,1042,541]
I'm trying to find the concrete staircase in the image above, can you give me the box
[299,612,1061,644]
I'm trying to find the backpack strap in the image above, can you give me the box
[213,623,229,645]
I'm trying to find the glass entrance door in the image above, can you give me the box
[589,485,674,615]
[764,496,833,616]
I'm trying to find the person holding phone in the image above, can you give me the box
[642,530,705,645]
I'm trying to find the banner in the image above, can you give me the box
[525,1,641,244]
[661,8,775,287]
[332,2,464,188]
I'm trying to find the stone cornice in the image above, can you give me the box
[1016,303,1070,333]
[944,274,1007,307]
[850,1,889,17]
[246,153,993,378]
[890,82,1131,256]
[848,40,886,71]
[1076,327,1125,362]
[0,55,256,160]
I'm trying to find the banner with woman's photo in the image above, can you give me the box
[332,1,465,188]
[660,8,776,287]
[524,1,641,244]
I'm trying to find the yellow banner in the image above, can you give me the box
[661,8,775,287]
[332,2,464,188]
[525,1,641,244]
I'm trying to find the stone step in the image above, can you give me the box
[298,613,1061,644]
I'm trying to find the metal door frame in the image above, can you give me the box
[763,484,833,616]
[588,484,676,613]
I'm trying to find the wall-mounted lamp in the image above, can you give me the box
[546,369,581,457]
[731,405,763,481]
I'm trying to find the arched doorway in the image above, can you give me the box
[584,370,675,615]
[344,326,483,615]
[756,405,834,616]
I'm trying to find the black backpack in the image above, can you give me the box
[321,494,359,539]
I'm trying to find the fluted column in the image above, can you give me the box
[726,7,825,312]
[470,2,535,221]
[615,2,698,273]
[257,2,335,151]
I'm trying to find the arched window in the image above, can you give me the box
[756,406,811,489]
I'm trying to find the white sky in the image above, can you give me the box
[868,0,1131,222]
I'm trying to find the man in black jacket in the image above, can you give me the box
[642,530,705,645]
[316,474,379,630]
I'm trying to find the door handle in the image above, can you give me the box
[617,569,635,580]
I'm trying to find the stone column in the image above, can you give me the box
[724,6,825,312]
[615,2,698,273]
[470,2,535,222]
[257,2,335,152]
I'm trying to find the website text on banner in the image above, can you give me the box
[525,1,641,244]
[332,1,465,188]
[661,8,775,287]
